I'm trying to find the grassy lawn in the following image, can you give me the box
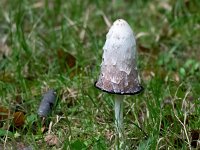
[0,0,200,149]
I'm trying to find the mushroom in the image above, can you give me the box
[95,19,143,148]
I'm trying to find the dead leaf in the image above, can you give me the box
[0,72,15,83]
[141,70,155,82]
[32,1,44,8]
[138,44,151,53]
[16,142,33,150]
[137,43,158,68]
[13,112,25,127]
[57,49,76,71]
[15,95,22,105]
[45,134,59,146]
[172,72,180,82]
[65,53,76,68]
[105,129,114,141]
[0,106,10,121]
[191,129,200,148]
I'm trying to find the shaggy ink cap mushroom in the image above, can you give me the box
[95,19,143,95]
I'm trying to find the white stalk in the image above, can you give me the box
[115,95,124,149]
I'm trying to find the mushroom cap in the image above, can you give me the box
[95,19,143,95]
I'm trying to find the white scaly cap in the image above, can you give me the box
[95,19,143,94]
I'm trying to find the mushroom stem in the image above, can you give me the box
[115,95,124,149]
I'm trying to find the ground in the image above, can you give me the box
[0,0,200,149]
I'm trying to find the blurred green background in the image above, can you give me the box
[0,0,199,149]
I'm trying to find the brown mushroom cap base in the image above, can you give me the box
[95,64,144,95]
[95,81,143,95]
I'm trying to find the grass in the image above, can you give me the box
[0,0,200,149]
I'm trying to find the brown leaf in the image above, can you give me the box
[0,72,15,83]
[138,44,151,53]
[191,129,200,148]
[65,53,76,68]
[137,42,159,56]
[57,49,76,69]
[16,142,32,150]
[13,112,25,127]
[172,72,180,82]
[45,134,59,146]
[57,49,79,77]
[15,95,22,104]
[0,106,10,121]
[105,130,114,141]
[141,70,155,82]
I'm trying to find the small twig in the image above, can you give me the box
[101,11,111,28]
[3,110,11,149]
[3,125,10,149]
[66,17,78,31]
[53,115,66,127]
[135,32,149,39]
[80,8,90,41]
[48,121,53,134]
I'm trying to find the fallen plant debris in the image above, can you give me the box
[57,49,76,70]
[57,49,80,78]
[0,106,25,133]
[44,134,59,146]
[37,89,57,117]
[60,88,78,107]
[0,106,10,121]
[0,0,200,149]
[0,72,15,83]
[191,129,200,148]
[13,112,25,128]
